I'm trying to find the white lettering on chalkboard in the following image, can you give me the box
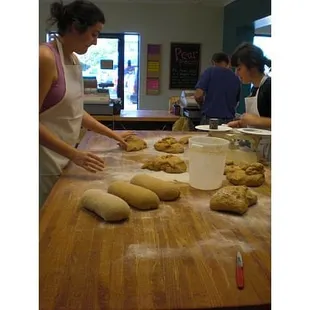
[175,48,199,65]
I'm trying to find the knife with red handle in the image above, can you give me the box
[236,251,244,289]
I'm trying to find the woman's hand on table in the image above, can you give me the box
[240,113,261,127]
[228,113,261,128]
[227,120,242,128]
[70,150,105,173]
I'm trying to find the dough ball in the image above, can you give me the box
[225,160,234,166]
[224,164,239,175]
[245,163,265,175]
[246,189,258,206]
[225,162,265,187]
[244,174,265,187]
[178,136,191,145]
[80,189,130,222]
[142,154,187,174]
[227,169,247,184]
[107,181,160,210]
[130,174,180,201]
[210,185,257,215]
[154,137,184,154]
[124,135,147,152]
[239,161,250,170]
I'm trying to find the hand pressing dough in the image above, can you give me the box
[210,185,258,215]
[80,189,130,222]
[142,154,187,174]
[108,181,160,210]
[130,174,180,201]
[154,137,184,154]
[178,136,191,145]
[124,135,147,152]
[224,162,265,187]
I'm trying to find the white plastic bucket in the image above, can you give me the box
[188,136,229,190]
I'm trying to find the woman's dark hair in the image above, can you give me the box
[231,42,271,73]
[48,0,105,36]
[212,52,230,64]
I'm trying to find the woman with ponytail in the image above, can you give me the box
[39,1,133,207]
[228,42,271,161]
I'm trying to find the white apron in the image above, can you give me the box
[39,37,84,208]
[244,75,271,162]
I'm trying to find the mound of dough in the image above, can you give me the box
[124,135,147,152]
[107,181,160,210]
[142,154,187,174]
[80,189,130,222]
[224,162,265,187]
[246,188,258,206]
[210,185,258,215]
[130,174,180,201]
[178,136,191,145]
[154,137,184,154]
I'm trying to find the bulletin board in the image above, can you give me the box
[146,44,161,95]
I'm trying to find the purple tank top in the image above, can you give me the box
[40,42,66,113]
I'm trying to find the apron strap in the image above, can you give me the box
[55,36,78,65]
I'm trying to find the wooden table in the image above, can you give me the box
[93,109,180,122]
[40,131,271,310]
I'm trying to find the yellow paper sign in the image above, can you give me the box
[148,61,160,72]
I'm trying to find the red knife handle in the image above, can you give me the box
[236,266,244,289]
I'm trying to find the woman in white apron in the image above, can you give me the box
[228,42,271,162]
[39,1,132,208]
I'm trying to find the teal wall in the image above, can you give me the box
[223,0,271,113]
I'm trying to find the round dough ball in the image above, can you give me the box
[142,154,187,174]
[154,137,184,154]
[81,189,130,222]
[210,185,258,215]
[124,135,147,152]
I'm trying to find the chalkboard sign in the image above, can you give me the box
[169,43,201,90]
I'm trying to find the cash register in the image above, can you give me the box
[83,62,122,116]
[179,90,201,120]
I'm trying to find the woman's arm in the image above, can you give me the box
[39,46,78,160]
[82,112,126,144]
[254,116,271,128]
[228,114,271,128]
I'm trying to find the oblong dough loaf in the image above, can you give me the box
[130,174,180,201]
[80,189,130,222]
[108,181,160,210]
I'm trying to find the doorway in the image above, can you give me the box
[46,32,140,110]
[124,34,140,111]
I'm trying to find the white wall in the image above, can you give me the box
[39,2,224,110]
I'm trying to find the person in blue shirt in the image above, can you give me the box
[194,52,241,125]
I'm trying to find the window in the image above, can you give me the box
[253,35,272,76]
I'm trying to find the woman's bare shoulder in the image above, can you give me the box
[39,44,57,79]
[39,44,55,63]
